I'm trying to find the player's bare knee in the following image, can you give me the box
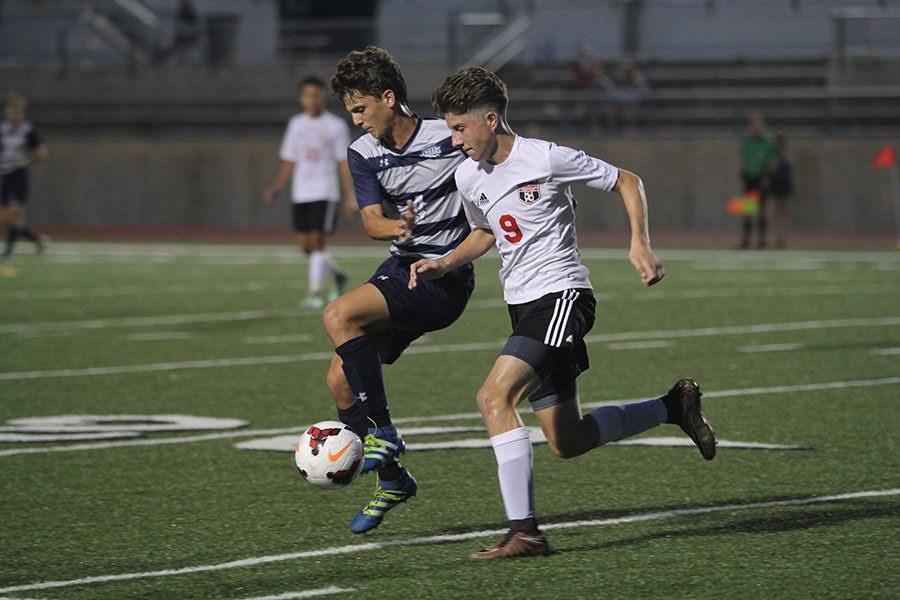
[475,384,513,421]
[322,299,351,339]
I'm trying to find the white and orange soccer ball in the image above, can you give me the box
[294,421,363,490]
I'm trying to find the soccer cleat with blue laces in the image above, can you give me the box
[349,471,418,534]
[361,424,406,474]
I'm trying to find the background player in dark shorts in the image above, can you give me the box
[263,76,355,309]
[2,93,48,257]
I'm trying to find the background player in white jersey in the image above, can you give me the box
[263,76,355,310]
[2,93,48,257]
[325,47,475,533]
[412,67,717,559]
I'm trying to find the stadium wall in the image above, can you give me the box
[24,135,897,234]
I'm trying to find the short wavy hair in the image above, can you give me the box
[330,46,408,105]
[431,67,508,117]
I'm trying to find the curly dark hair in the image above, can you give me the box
[330,46,408,105]
[431,67,508,117]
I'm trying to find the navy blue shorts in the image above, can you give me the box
[1,169,29,206]
[368,254,475,364]
[501,289,596,411]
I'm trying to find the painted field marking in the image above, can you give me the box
[738,343,803,353]
[607,340,672,351]
[40,242,900,264]
[0,309,299,334]
[0,280,295,301]
[126,332,194,342]
[0,488,896,595]
[1,316,897,382]
[872,347,900,356]
[1,376,896,458]
[243,334,313,345]
[235,588,355,600]
[237,431,808,453]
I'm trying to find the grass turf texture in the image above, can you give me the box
[1,241,898,599]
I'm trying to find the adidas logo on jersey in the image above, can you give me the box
[477,192,490,206]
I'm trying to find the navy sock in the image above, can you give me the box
[377,458,404,482]
[368,404,393,429]
[335,335,391,428]
[337,403,369,439]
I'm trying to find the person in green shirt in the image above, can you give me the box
[738,113,778,249]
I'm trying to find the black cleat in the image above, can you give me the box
[664,378,717,460]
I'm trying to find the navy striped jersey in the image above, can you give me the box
[347,117,468,260]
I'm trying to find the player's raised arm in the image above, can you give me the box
[408,227,495,289]
[614,168,665,286]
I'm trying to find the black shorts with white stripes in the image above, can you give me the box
[501,289,596,411]
[292,200,338,234]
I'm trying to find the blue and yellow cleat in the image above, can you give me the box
[361,424,406,474]
[349,471,418,534]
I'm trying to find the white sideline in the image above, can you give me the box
[0,488,896,595]
[0,309,299,334]
[1,316,898,382]
[0,376,897,458]
[235,588,355,600]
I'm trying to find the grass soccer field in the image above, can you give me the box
[1,241,898,600]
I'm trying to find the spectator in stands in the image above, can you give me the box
[161,0,200,64]
[738,113,778,249]
[766,131,793,249]
[569,44,610,132]
[1,93,48,257]
[607,59,648,133]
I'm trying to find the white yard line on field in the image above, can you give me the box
[243,334,313,344]
[0,309,299,334]
[0,281,291,301]
[738,343,804,353]
[1,317,898,382]
[4,283,897,306]
[234,588,355,600]
[39,243,900,264]
[126,332,195,342]
[872,347,900,356]
[1,376,897,458]
[607,340,672,351]
[0,488,896,595]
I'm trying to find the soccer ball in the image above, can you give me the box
[294,421,363,490]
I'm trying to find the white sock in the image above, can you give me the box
[588,398,667,446]
[308,251,327,296]
[490,427,534,521]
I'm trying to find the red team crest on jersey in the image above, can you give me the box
[518,182,541,204]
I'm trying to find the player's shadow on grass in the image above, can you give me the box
[437,496,895,537]
[556,500,898,555]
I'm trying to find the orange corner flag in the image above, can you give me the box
[871,145,897,171]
